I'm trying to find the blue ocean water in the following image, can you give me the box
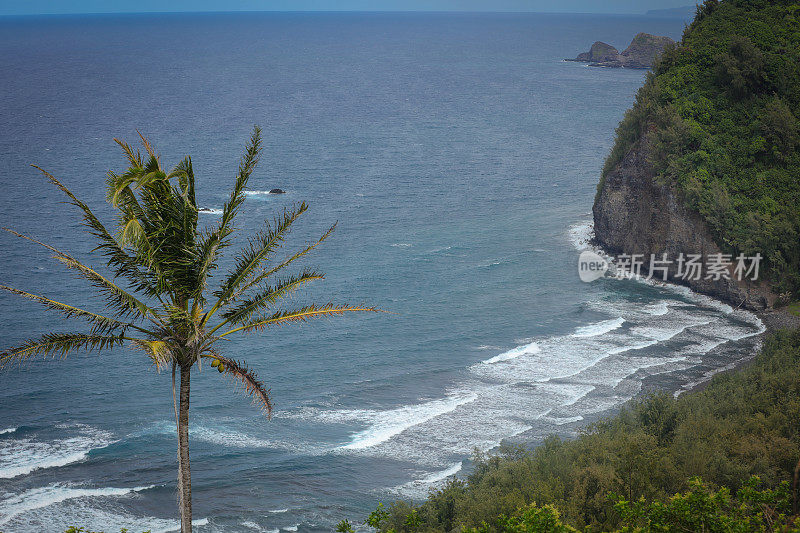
[0,12,763,533]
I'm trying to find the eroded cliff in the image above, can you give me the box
[592,134,774,310]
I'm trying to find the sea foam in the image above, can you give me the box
[0,426,114,479]
[572,317,625,337]
[0,484,155,526]
[339,393,478,450]
[482,341,540,364]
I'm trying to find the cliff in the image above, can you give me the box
[592,134,774,310]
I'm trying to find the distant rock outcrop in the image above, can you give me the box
[572,41,619,63]
[567,33,675,69]
[269,188,285,194]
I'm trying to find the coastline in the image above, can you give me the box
[576,218,795,399]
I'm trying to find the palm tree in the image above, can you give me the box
[0,126,377,533]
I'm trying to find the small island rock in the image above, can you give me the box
[269,188,286,194]
[567,33,674,69]
[572,41,620,63]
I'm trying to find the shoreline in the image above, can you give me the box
[577,219,798,398]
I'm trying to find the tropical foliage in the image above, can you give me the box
[599,0,800,297]
[0,127,376,532]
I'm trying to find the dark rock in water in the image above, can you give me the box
[567,41,619,63]
[269,188,285,194]
[567,33,674,69]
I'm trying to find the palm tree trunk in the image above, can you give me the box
[178,364,192,533]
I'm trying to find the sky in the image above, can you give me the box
[0,0,695,16]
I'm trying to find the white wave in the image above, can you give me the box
[0,428,16,436]
[283,526,298,532]
[544,415,584,425]
[244,190,284,195]
[567,220,594,251]
[0,494,208,533]
[482,342,540,364]
[475,345,501,351]
[391,243,413,248]
[419,461,463,483]
[0,426,114,479]
[241,521,264,531]
[198,207,223,215]
[608,340,658,355]
[630,320,713,343]
[151,518,209,533]
[674,351,758,398]
[191,426,273,449]
[572,317,625,337]
[646,301,670,315]
[270,508,289,513]
[0,484,155,526]
[390,462,464,497]
[339,393,479,450]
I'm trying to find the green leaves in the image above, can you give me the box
[3,228,155,322]
[218,304,380,338]
[4,126,377,423]
[0,285,135,335]
[218,269,325,327]
[212,202,309,308]
[191,127,262,303]
[0,333,125,369]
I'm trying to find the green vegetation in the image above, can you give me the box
[357,329,800,531]
[0,128,376,533]
[599,0,800,298]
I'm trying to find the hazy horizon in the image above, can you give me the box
[1,0,695,17]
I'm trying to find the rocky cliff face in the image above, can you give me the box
[592,135,774,310]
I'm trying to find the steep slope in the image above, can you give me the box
[593,0,800,308]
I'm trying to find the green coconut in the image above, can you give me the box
[210,359,220,368]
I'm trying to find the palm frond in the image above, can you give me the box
[206,203,308,321]
[33,165,163,299]
[137,130,157,160]
[212,270,324,333]
[206,353,272,416]
[3,228,157,322]
[218,304,380,338]
[0,332,126,369]
[168,156,197,208]
[114,138,142,167]
[131,339,172,371]
[191,127,262,300]
[0,285,149,335]
[232,222,337,300]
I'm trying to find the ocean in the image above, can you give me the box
[0,11,764,533]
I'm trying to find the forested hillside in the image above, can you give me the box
[600,0,800,298]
